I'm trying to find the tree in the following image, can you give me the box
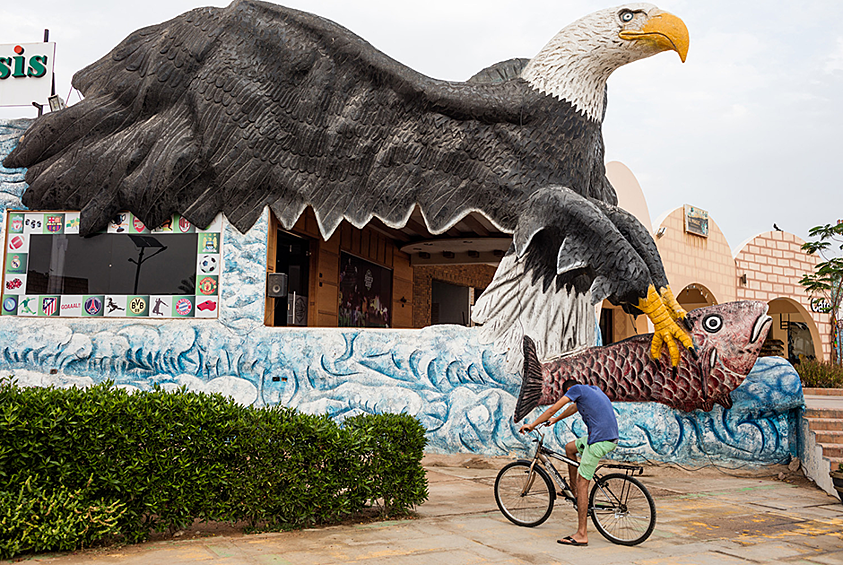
[800,222,843,365]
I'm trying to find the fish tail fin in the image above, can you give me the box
[514,335,544,422]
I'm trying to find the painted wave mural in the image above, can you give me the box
[0,119,803,466]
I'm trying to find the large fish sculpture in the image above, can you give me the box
[516,301,772,420]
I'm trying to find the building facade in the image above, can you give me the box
[0,119,813,471]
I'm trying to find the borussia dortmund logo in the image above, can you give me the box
[129,297,147,315]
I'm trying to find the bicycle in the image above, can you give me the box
[494,429,656,546]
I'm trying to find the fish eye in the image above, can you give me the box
[702,314,723,333]
[619,10,634,23]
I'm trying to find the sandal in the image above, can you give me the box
[557,536,588,547]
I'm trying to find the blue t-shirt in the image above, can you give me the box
[565,384,618,444]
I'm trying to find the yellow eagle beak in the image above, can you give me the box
[619,11,690,63]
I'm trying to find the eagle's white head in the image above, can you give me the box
[522,3,689,121]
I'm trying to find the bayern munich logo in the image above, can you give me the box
[175,298,192,316]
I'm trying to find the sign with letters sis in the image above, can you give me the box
[0,43,56,107]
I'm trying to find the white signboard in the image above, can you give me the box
[0,42,56,107]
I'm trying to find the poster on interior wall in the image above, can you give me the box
[684,204,709,238]
[1,210,222,319]
[338,252,392,328]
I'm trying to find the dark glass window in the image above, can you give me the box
[26,233,198,296]
[273,231,310,327]
[599,307,614,345]
[338,253,392,328]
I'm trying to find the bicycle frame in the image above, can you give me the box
[526,430,643,507]
[496,429,657,545]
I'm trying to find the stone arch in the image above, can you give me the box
[766,297,823,362]
[734,230,832,362]
[677,283,718,311]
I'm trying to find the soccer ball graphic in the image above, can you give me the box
[200,255,218,274]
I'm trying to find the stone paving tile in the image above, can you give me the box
[633,551,753,564]
[809,551,843,565]
[776,530,843,554]
[253,556,296,565]
[781,501,843,519]
[341,548,520,565]
[751,561,825,565]
[641,539,746,557]
[423,466,501,481]
[716,542,816,561]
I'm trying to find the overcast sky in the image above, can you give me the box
[1,0,841,251]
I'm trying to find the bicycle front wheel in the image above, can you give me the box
[589,473,656,545]
[494,460,555,527]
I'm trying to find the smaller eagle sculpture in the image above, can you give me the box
[4,1,693,368]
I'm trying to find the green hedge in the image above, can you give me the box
[796,359,843,388]
[0,478,125,558]
[0,379,427,558]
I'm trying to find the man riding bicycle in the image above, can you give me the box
[519,378,618,547]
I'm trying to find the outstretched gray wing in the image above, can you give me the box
[5,0,612,237]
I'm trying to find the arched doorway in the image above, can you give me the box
[764,297,822,362]
[676,283,717,312]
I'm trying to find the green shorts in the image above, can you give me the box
[574,435,617,480]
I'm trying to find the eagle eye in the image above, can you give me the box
[702,314,723,333]
[619,10,634,23]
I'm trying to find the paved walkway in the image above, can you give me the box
[804,393,843,411]
[10,453,843,565]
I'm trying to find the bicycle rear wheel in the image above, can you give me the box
[494,460,555,527]
[589,473,656,545]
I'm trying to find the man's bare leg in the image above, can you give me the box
[565,441,578,496]
[572,473,589,544]
[563,440,588,545]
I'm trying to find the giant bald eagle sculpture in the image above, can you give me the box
[4,0,693,366]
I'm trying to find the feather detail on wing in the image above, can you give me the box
[471,249,595,372]
[472,186,661,370]
[5,1,611,237]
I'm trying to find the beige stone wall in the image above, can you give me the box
[610,166,833,362]
[654,207,737,306]
[735,231,831,360]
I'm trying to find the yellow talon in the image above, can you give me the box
[636,285,694,366]
[658,286,687,322]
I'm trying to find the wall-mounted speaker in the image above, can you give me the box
[266,272,288,298]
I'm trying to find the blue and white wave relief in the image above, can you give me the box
[0,118,803,467]
[0,314,804,466]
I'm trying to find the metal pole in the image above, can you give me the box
[133,247,145,295]
[44,30,57,97]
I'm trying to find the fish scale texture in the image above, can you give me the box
[536,301,771,413]
[541,336,719,411]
